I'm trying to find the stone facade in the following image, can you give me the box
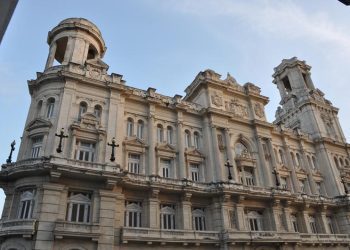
[0,18,350,250]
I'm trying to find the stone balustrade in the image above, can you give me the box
[54,220,100,240]
[0,219,37,237]
[122,227,220,244]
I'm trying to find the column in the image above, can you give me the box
[176,114,185,179]
[266,138,278,169]
[219,194,233,230]
[148,111,155,175]
[319,211,329,234]
[301,211,312,233]
[34,184,64,250]
[235,200,247,230]
[45,42,57,70]
[224,129,238,182]
[298,140,317,194]
[202,116,215,182]
[282,137,300,193]
[211,125,223,181]
[147,189,159,228]
[256,136,273,187]
[62,36,73,64]
[98,190,118,250]
[283,202,294,232]
[180,192,192,230]
[270,200,283,231]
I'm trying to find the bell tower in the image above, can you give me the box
[273,57,346,143]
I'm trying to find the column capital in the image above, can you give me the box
[182,192,192,202]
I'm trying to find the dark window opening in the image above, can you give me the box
[282,76,292,94]
[54,37,68,64]
[87,45,98,60]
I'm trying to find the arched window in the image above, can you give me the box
[192,208,206,231]
[137,120,144,139]
[334,157,339,168]
[235,142,249,157]
[18,189,35,219]
[279,149,285,165]
[94,105,102,118]
[66,191,91,223]
[184,130,191,147]
[37,100,43,117]
[247,211,264,231]
[166,126,173,144]
[127,118,134,137]
[160,204,176,230]
[307,156,313,170]
[312,156,317,170]
[125,201,142,227]
[157,124,164,142]
[295,153,301,167]
[291,153,297,167]
[46,98,55,118]
[193,132,200,149]
[79,102,87,119]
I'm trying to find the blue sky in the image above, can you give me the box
[1,0,350,213]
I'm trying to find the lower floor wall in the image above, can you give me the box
[1,238,349,250]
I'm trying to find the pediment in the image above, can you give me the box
[69,193,91,203]
[185,148,204,158]
[296,168,307,175]
[123,137,147,147]
[156,143,176,152]
[26,118,52,131]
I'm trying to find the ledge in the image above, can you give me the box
[54,220,100,241]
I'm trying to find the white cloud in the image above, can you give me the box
[162,0,350,55]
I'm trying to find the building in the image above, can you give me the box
[0,0,18,45]
[0,17,349,250]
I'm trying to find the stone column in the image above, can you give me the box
[98,190,118,250]
[266,138,278,169]
[148,111,156,175]
[270,200,283,231]
[298,140,317,194]
[147,189,160,228]
[62,36,73,64]
[211,126,223,181]
[283,202,294,232]
[276,80,287,100]
[300,210,312,233]
[319,211,329,234]
[34,183,65,250]
[224,129,238,181]
[256,136,273,187]
[202,116,215,182]
[235,197,247,230]
[180,192,192,230]
[176,114,185,179]
[282,136,300,193]
[45,42,57,70]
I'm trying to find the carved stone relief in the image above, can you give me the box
[211,92,223,107]
[225,98,248,118]
[254,103,265,118]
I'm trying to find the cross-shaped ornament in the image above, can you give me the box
[225,159,233,180]
[55,128,68,153]
[341,176,349,195]
[107,137,119,162]
[272,168,280,188]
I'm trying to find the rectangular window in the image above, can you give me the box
[75,141,95,162]
[128,153,140,174]
[66,191,91,223]
[229,210,237,229]
[125,201,142,228]
[190,163,200,182]
[31,136,43,158]
[193,208,206,231]
[309,216,318,234]
[167,128,173,144]
[326,216,335,234]
[299,180,305,193]
[160,204,176,230]
[161,159,171,178]
[137,122,144,139]
[291,215,299,232]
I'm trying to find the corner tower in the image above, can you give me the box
[273,57,346,143]
[45,18,106,69]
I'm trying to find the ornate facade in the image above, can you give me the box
[0,18,350,250]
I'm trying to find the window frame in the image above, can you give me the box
[66,191,92,223]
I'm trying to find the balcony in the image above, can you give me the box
[54,221,100,240]
[300,233,350,244]
[121,227,220,244]
[0,219,36,237]
[223,230,300,243]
